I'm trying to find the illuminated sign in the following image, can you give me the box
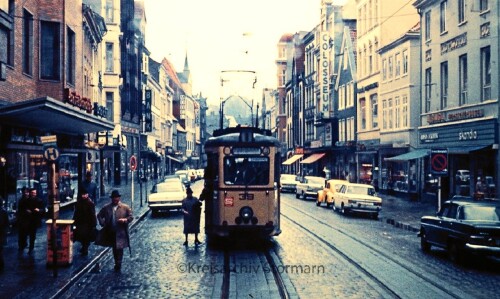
[232,147,261,155]
[319,31,330,118]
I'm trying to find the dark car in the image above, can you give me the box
[418,199,500,264]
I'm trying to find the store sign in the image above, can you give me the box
[144,90,152,132]
[319,31,330,118]
[430,149,448,176]
[63,88,92,113]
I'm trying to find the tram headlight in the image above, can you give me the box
[239,206,254,224]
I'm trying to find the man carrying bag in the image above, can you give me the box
[96,190,133,272]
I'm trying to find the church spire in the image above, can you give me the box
[184,51,189,72]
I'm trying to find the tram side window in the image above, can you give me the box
[224,157,269,185]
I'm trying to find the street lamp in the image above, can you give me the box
[0,156,6,208]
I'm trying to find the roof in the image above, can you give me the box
[161,57,182,87]
[279,33,294,43]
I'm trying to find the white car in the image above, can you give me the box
[280,174,298,193]
[148,180,186,216]
[175,170,191,186]
[196,168,205,180]
[332,183,382,219]
[295,176,325,200]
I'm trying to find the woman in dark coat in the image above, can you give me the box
[181,187,202,246]
[73,188,97,256]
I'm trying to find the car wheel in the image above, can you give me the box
[295,192,299,199]
[332,204,336,212]
[341,203,348,215]
[151,209,158,217]
[371,213,379,220]
[301,191,305,200]
[420,230,431,252]
[448,241,464,264]
[316,200,321,206]
[326,202,331,208]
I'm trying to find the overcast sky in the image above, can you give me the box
[145,0,345,106]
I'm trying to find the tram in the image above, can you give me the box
[202,125,281,239]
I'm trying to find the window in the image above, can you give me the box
[382,58,387,80]
[347,82,354,107]
[360,98,366,130]
[343,47,348,70]
[425,68,432,112]
[395,96,400,129]
[481,46,491,102]
[105,43,114,72]
[338,84,345,110]
[106,92,114,122]
[458,0,466,23]
[106,0,114,23]
[368,44,373,74]
[66,27,75,85]
[402,96,408,128]
[459,55,467,105]
[371,94,378,128]
[280,69,286,86]
[388,98,393,129]
[402,50,408,75]
[339,119,345,142]
[40,21,60,80]
[440,1,447,33]
[480,0,489,11]
[388,56,393,78]
[395,53,401,77]
[1,1,14,67]
[22,9,33,75]
[424,11,431,41]
[347,117,354,141]
[440,62,448,109]
[382,99,387,129]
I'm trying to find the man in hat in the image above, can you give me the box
[181,187,202,246]
[72,188,97,256]
[97,190,133,271]
[82,171,98,202]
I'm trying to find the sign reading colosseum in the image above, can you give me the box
[320,31,330,118]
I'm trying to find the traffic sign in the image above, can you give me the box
[430,149,448,176]
[44,146,60,161]
[130,155,137,171]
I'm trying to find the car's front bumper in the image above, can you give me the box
[465,243,500,256]
[149,201,183,210]
[344,202,381,213]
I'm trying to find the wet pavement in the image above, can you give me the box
[0,181,440,298]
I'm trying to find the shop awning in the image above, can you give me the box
[447,145,491,154]
[300,153,325,164]
[384,149,429,162]
[166,155,183,163]
[0,97,114,134]
[282,154,303,165]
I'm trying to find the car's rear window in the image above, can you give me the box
[462,206,500,221]
[157,182,183,193]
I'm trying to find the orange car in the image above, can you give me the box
[316,179,347,208]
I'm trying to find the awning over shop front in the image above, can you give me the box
[282,154,303,165]
[300,153,325,164]
[0,97,114,134]
[447,145,491,154]
[166,155,183,163]
[384,149,429,162]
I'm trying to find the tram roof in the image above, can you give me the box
[206,126,281,147]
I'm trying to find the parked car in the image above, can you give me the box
[295,176,325,200]
[418,199,500,264]
[151,175,182,193]
[455,169,470,185]
[316,179,347,207]
[174,170,191,186]
[280,174,299,193]
[483,176,496,198]
[148,179,186,216]
[196,169,205,180]
[332,183,382,219]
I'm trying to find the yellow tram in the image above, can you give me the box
[202,126,281,239]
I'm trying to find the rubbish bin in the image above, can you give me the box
[46,219,74,266]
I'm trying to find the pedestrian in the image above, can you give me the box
[72,188,97,256]
[17,187,45,254]
[181,187,202,246]
[82,171,98,203]
[475,177,487,200]
[0,197,9,270]
[96,190,133,271]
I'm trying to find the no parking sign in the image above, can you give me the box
[430,149,448,176]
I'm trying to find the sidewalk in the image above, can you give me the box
[0,179,153,299]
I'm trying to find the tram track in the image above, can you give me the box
[219,245,291,299]
[281,201,469,299]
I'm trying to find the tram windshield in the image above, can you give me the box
[224,156,269,185]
